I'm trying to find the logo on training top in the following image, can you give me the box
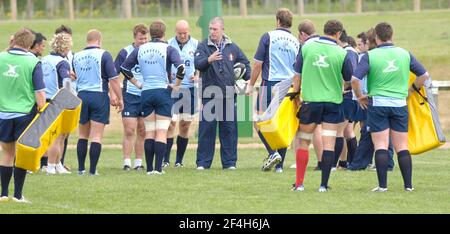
[383,60,399,73]
[229,53,234,61]
[3,64,19,78]
[42,61,55,77]
[313,55,329,68]
[140,48,165,65]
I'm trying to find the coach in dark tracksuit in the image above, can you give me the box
[194,17,251,169]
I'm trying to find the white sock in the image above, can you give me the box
[56,162,64,169]
[124,158,131,166]
[134,159,142,167]
[47,164,56,171]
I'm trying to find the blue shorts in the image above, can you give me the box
[343,98,358,122]
[122,92,143,118]
[141,88,173,118]
[172,87,198,115]
[297,102,345,125]
[367,106,408,132]
[0,111,36,143]
[256,80,279,112]
[78,91,110,125]
[353,105,366,122]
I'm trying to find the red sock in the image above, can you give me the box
[296,149,309,186]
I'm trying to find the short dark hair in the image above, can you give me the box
[357,32,367,44]
[276,8,293,28]
[55,25,73,35]
[323,20,343,36]
[366,28,377,50]
[347,36,356,48]
[31,32,47,49]
[375,22,393,42]
[298,19,315,36]
[150,20,166,39]
[339,29,349,43]
[133,23,149,38]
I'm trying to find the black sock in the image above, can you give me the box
[13,167,27,199]
[0,166,13,197]
[154,141,166,172]
[61,138,68,165]
[321,150,335,187]
[398,150,413,189]
[257,131,275,155]
[276,148,287,168]
[175,136,189,164]
[77,139,88,172]
[89,142,102,175]
[144,139,155,172]
[339,160,347,168]
[346,137,357,164]
[164,138,173,164]
[375,149,389,188]
[333,137,344,167]
[40,157,48,168]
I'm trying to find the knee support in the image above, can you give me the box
[179,113,194,122]
[156,120,171,130]
[145,121,156,132]
[322,130,337,137]
[298,132,313,140]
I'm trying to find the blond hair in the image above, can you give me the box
[50,33,73,55]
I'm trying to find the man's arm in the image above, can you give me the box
[32,62,46,111]
[120,47,142,89]
[351,54,370,109]
[102,51,124,111]
[245,61,262,96]
[409,52,430,93]
[194,43,213,71]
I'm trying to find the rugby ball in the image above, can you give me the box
[233,62,246,81]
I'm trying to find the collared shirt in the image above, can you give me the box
[0,48,45,119]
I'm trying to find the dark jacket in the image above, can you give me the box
[195,35,251,98]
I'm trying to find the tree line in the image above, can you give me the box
[1,0,449,21]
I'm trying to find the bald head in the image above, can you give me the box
[175,20,191,44]
[86,29,102,46]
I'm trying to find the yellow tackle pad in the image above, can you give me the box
[16,88,82,172]
[407,73,446,154]
[257,79,300,150]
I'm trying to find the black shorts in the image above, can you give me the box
[0,111,36,143]
[297,102,344,125]
[78,91,110,125]
[367,106,408,133]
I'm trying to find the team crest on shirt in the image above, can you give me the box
[313,55,330,68]
[229,53,234,61]
[3,64,19,78]
[383,60,399,73]
[189,51,195,57]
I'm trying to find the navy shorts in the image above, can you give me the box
[0,110,36,143]
[141,88,173,118]
[122,92,143,118]
[78,91,110,125]
[172,87,198,115]
[343,98,358,122]
[367,106,408,132]
[353,105,366,122]
[297,102,345,125]
[256,80,279,112]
